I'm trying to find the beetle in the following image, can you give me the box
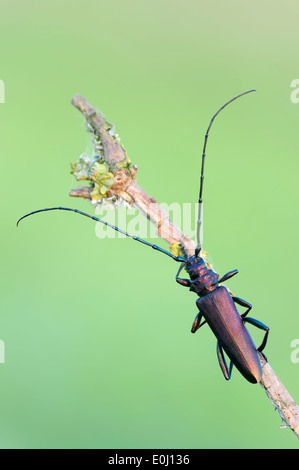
[17,90,269,384]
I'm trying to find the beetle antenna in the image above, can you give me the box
[195,90,256,257]
[17,207,187,263]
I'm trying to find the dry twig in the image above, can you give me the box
[70,94,299,439]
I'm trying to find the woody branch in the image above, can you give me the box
[69,94,299,439]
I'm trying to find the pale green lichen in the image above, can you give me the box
[71,112,134,203]
[90,171,115,200]
[71,154,115,199]
[70,155,91,181]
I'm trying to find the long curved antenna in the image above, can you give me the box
[195,89,256,256]
[17,207,187,263]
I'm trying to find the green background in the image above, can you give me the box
[1,0,299,449]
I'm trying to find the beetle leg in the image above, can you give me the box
[176,261,191,288]
[218,269,238,284]
[177,278,191,287]
[216,342,233,380]
[243,317,270,356]
[232,296,252,318]
[191,311,207,333]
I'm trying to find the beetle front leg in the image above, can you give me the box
[176,261,191,288]
[218,269,238,284]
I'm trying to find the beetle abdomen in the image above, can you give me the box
[196,286,263,383]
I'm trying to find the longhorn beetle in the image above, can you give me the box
[17,90,269,384]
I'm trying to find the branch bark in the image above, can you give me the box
[70,94,299,440]
[258,352,299,438]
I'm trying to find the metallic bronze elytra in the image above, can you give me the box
[17,90,269,384]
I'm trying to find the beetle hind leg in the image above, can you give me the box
[217,342,233,380]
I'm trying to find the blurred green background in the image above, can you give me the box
[1,0,299,449]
